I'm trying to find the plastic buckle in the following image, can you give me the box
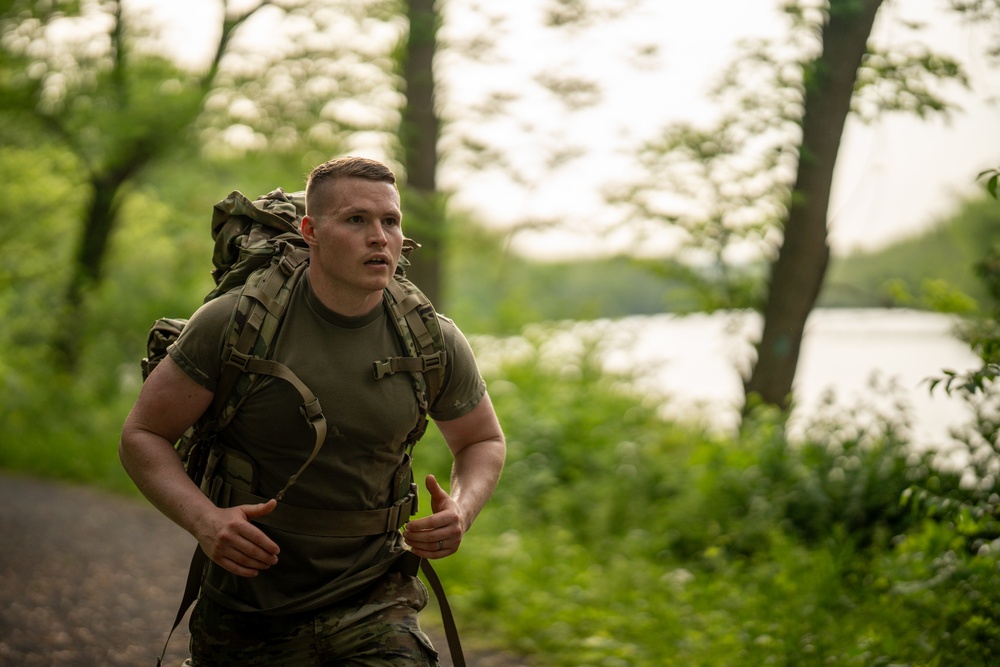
[421,352,445,371]
[388,488,418,531]
[299,398,323,425]
[221,347,252,372]
[277,247,297,276]
[372,359,393,380]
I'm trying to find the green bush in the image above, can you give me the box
[412,327,1000,666]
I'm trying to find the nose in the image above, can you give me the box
[368,222,388,246]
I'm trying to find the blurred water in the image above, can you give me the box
[595,309,982,448]
[475,309,982,446]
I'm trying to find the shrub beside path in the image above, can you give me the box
[0,472,526,667]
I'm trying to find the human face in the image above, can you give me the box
[301,177,403,313]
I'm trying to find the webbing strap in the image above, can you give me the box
[156,547,207,667]
[219,351,328,501]
[421,558,465,667]
[395,553,466,667]
[227,488,418,537]
[211,247,308,427]
[241,284,282,317]
[372,350,447,380]
[386,281,435,350]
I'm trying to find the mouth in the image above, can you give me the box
[365,256,390,267]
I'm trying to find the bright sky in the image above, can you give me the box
[438,0,1000,259]
[132,0,1000,260]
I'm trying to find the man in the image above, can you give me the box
[120,156,506,666]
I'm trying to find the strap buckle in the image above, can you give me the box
[421,351,445,372]
[385,487,419,532]
[373,358,394,380]
[299,397,323,425]
[372,351,446,380]
[221,347,252,372]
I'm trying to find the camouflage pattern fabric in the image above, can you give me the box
[187,572,439,666]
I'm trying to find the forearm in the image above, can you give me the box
[121,429,281,576]
[119,429,217,538]
[120,357,280,576]
[449,436,506,531]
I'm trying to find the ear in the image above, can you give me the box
[300,215,319,247]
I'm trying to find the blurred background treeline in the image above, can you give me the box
[4,1,1000,665]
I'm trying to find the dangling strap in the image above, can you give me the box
[395,552,466,667]
[218,349,329,501]
[156,547,207,667]
[420,557,466,667]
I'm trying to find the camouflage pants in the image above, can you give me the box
[186,572,440,666]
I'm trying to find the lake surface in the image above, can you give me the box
[521,309,983,448]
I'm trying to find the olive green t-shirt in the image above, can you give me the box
[168,271,486,614]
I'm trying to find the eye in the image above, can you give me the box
[383,218,400,227]
[349,215,365,224]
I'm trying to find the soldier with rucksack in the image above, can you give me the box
[119,156,506,666]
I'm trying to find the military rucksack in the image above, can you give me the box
[143,187,464,666]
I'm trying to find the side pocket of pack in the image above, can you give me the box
[203,443,258,508]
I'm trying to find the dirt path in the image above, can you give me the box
[0,472,528,667]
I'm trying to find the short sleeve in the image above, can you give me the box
[166,292,237,392]
[429,315,487,422]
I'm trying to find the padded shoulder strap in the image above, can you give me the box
[210,244,328,500]
[378,277,448,448]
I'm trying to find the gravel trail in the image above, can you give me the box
[0,472,526,667]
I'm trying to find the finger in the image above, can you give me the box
[212,532,279,575]
[405,534,459,560]
[243,498,278,519]
[403,510,447,533]
[217,555,269,578]
[237,503,281,556]
[232,532,280,567]
[424,474,450,509]
[204,536,275,577]
[208,512,280,564]
[402,522,460,550]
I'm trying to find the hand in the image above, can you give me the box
[402,475,466,559]
[195,499,281,577]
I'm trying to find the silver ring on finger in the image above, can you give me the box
[438,540,444,551]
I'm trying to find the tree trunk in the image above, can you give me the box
[743,0,883,410]
[399,0,444,307]
[53,159,144,370]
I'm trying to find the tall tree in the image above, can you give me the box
[609,0,972,412]
[393,0,636,307]
[397,0,446,306]
[744,0,885,409]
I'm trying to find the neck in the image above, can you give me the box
[306,267,385,317]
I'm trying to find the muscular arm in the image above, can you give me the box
[403,391,505,558]
[119,356,280,576]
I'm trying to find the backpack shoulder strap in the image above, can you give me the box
[375,275,448,449]
[209,242,329,501]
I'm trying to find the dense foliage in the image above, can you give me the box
[413,332,1000,665]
